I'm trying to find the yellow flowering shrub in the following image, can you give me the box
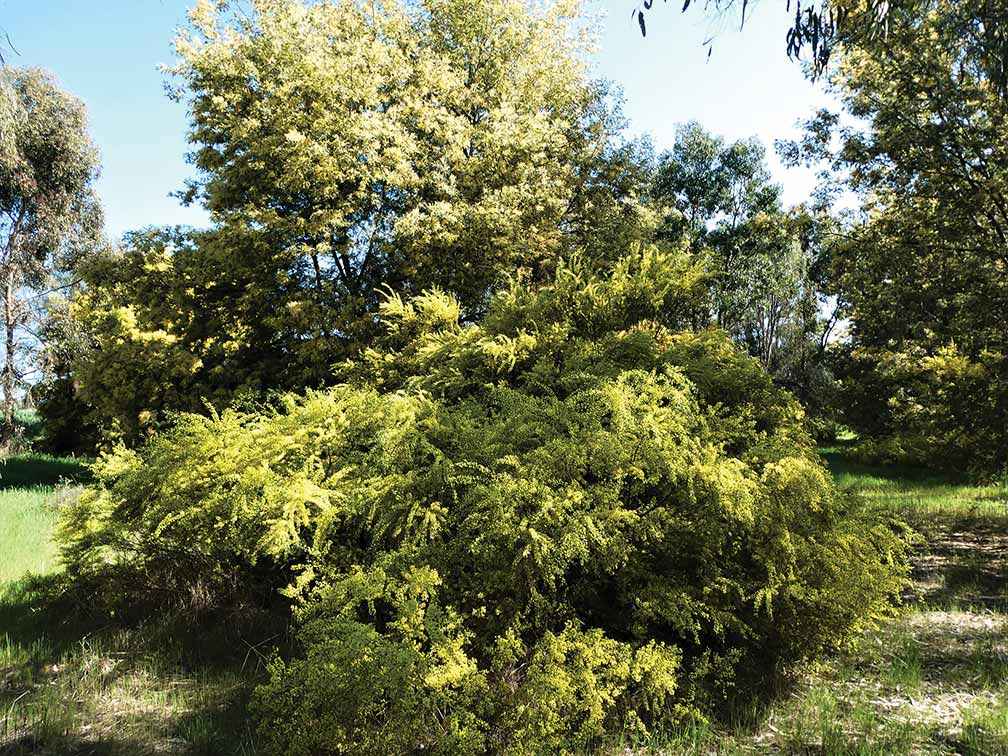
[59,246,909,752]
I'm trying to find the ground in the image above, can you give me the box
[0,454,261,755]
[0,450,1006,754]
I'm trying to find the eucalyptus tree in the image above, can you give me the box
[649,123,788,350]
[649,123,843,435]
[0,67,101,444]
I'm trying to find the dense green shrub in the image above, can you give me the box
[59,246,909,753]
[839,345,1008,477]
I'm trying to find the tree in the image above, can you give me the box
[51,0,652,446]
[651,131,809,350]
[650,122,778,245]
[0,67,102,444]
[782,0,1008,472]
[173,0,645,318]
[650,124,844,437]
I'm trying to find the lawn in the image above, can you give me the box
[821,448,1008,528]
[0,454,89,583]
[1,450,1006,754]
[0,454,259,755]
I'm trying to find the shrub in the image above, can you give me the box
[59,246,909,752]
[840,344,1008,477]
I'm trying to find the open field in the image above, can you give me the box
[0,451,1006,754]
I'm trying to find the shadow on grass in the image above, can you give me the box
[0,574,276,755]
[818,443,975,485]
[821,446,1008,611]
[910,524,1008,611]
[0,455,92,491]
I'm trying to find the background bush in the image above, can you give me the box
[838,345,1008,477]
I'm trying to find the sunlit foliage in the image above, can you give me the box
[60,246,909,753]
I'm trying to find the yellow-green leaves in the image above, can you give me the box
[170,0,623,322]
[50,0,652,449]
[61,247,910,753]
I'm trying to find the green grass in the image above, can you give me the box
[0,454,90,583]
[0,452,262,755]
[0,489,59,584]
[0,577,262,754]
[821,446,1008,526]
[0,452,90,491]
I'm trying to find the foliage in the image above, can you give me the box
[784,0,1008,474]
[650,121,778,246]
[59,246,909,752]
[651,124,842,437]
[49,229,226,445]
[840,345,1008,474]
[34,375,102,454]
[45,0,653,448]
[0,67,102,442]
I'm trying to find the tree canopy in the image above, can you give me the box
[782,0,1008,472]
[649,123,841,438]
[0,67,102,441]
[47,0,652,446]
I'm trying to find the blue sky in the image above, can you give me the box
[2,0,830,238]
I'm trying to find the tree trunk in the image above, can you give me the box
[2,265,15,445]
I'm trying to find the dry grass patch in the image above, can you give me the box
[0,579,266,755]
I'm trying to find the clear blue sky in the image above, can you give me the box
[2,0,830,239]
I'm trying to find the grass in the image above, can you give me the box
[0,578,262,754]
[0,453,90,491]
[0,453,264,755]
[0,454,89,583]
[821,446,1008,527]
[1,447,1006,754]
[0,489,59,585]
